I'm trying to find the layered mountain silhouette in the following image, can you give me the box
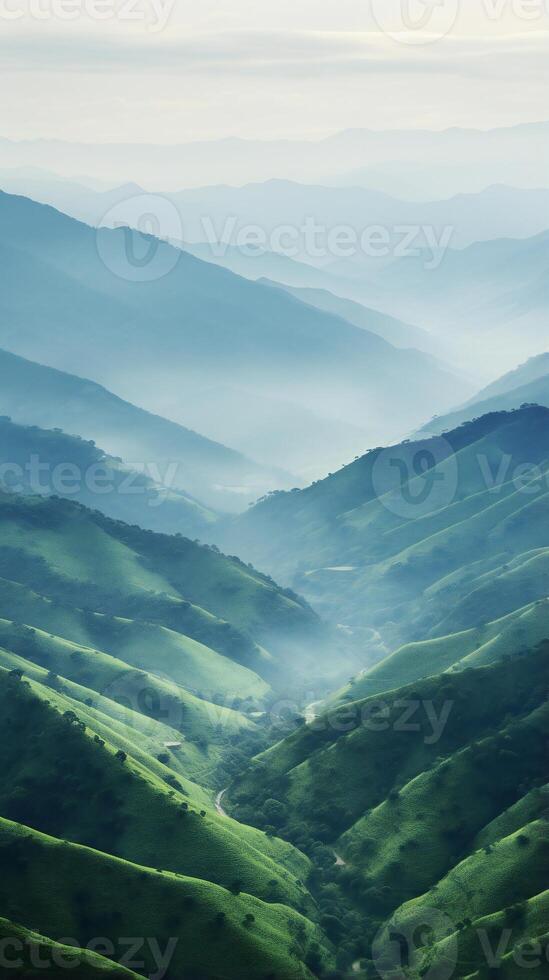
[419,353,549,437]
[0,191,469,478]
[0,347,292,512]
[218,406,549,633]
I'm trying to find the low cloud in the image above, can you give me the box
[1,28,549,79]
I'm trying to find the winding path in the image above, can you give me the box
[215,788,228,817]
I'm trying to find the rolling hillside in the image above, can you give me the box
[220,407,549,640]
[0,415,219,537]
[0,491,351,977]
[0,488,357,688]
[0,672,331,979]
[226,641,549,974]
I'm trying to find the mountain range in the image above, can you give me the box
[0,191,470,478]
[0,167,548,980]
[0,346,291,513]
[341,231,549,376]
[2,170,549,253]
[217,406,549,634]
[419,353,549,437]
[1,121,548,191]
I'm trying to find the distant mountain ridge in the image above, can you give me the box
[417,353,549,436]
[0,346,292,512]
[0,190,470,478]
[218,406,549,636]
[1,120,548,189]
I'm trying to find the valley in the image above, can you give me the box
[0,101,547,980]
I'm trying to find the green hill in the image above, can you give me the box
[0,666,335,978]
[0,345,291,513]
[225,643,549,971]
[0,917,141,978]
[0,414,218,536]
[220,407,549,642]
[0,816,330,980]
[0,670,315,909]
[331,595,549,705]
[0,489,355,688]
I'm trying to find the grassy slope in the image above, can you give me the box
[228,645,548,977]
[0,416,218,537]
[0,489,348,689]
[380,824,548,973]
[431,890,549,980]
[0,610,265,706]
[0,345,287,513]
[0,669,316,912]
[340,702,548,906]
[332,595,549,704]
[0,917,141,978]
[229,646,548,843]
[0,817,330,980]
[0,575,271,694]
[0,619,255,785]
[221,408,549,641]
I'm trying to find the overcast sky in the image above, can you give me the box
[1,0,548,142]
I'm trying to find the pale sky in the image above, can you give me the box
[1,0,548,142]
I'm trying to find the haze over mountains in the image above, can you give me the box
[345,231,549,376]
[219,406,549,628]
[2,168,549,258]
[419,353,549,436]
[0,347,292,513]
[0,109,548,979]
[1,121,548,192]
[0,190,469,479]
